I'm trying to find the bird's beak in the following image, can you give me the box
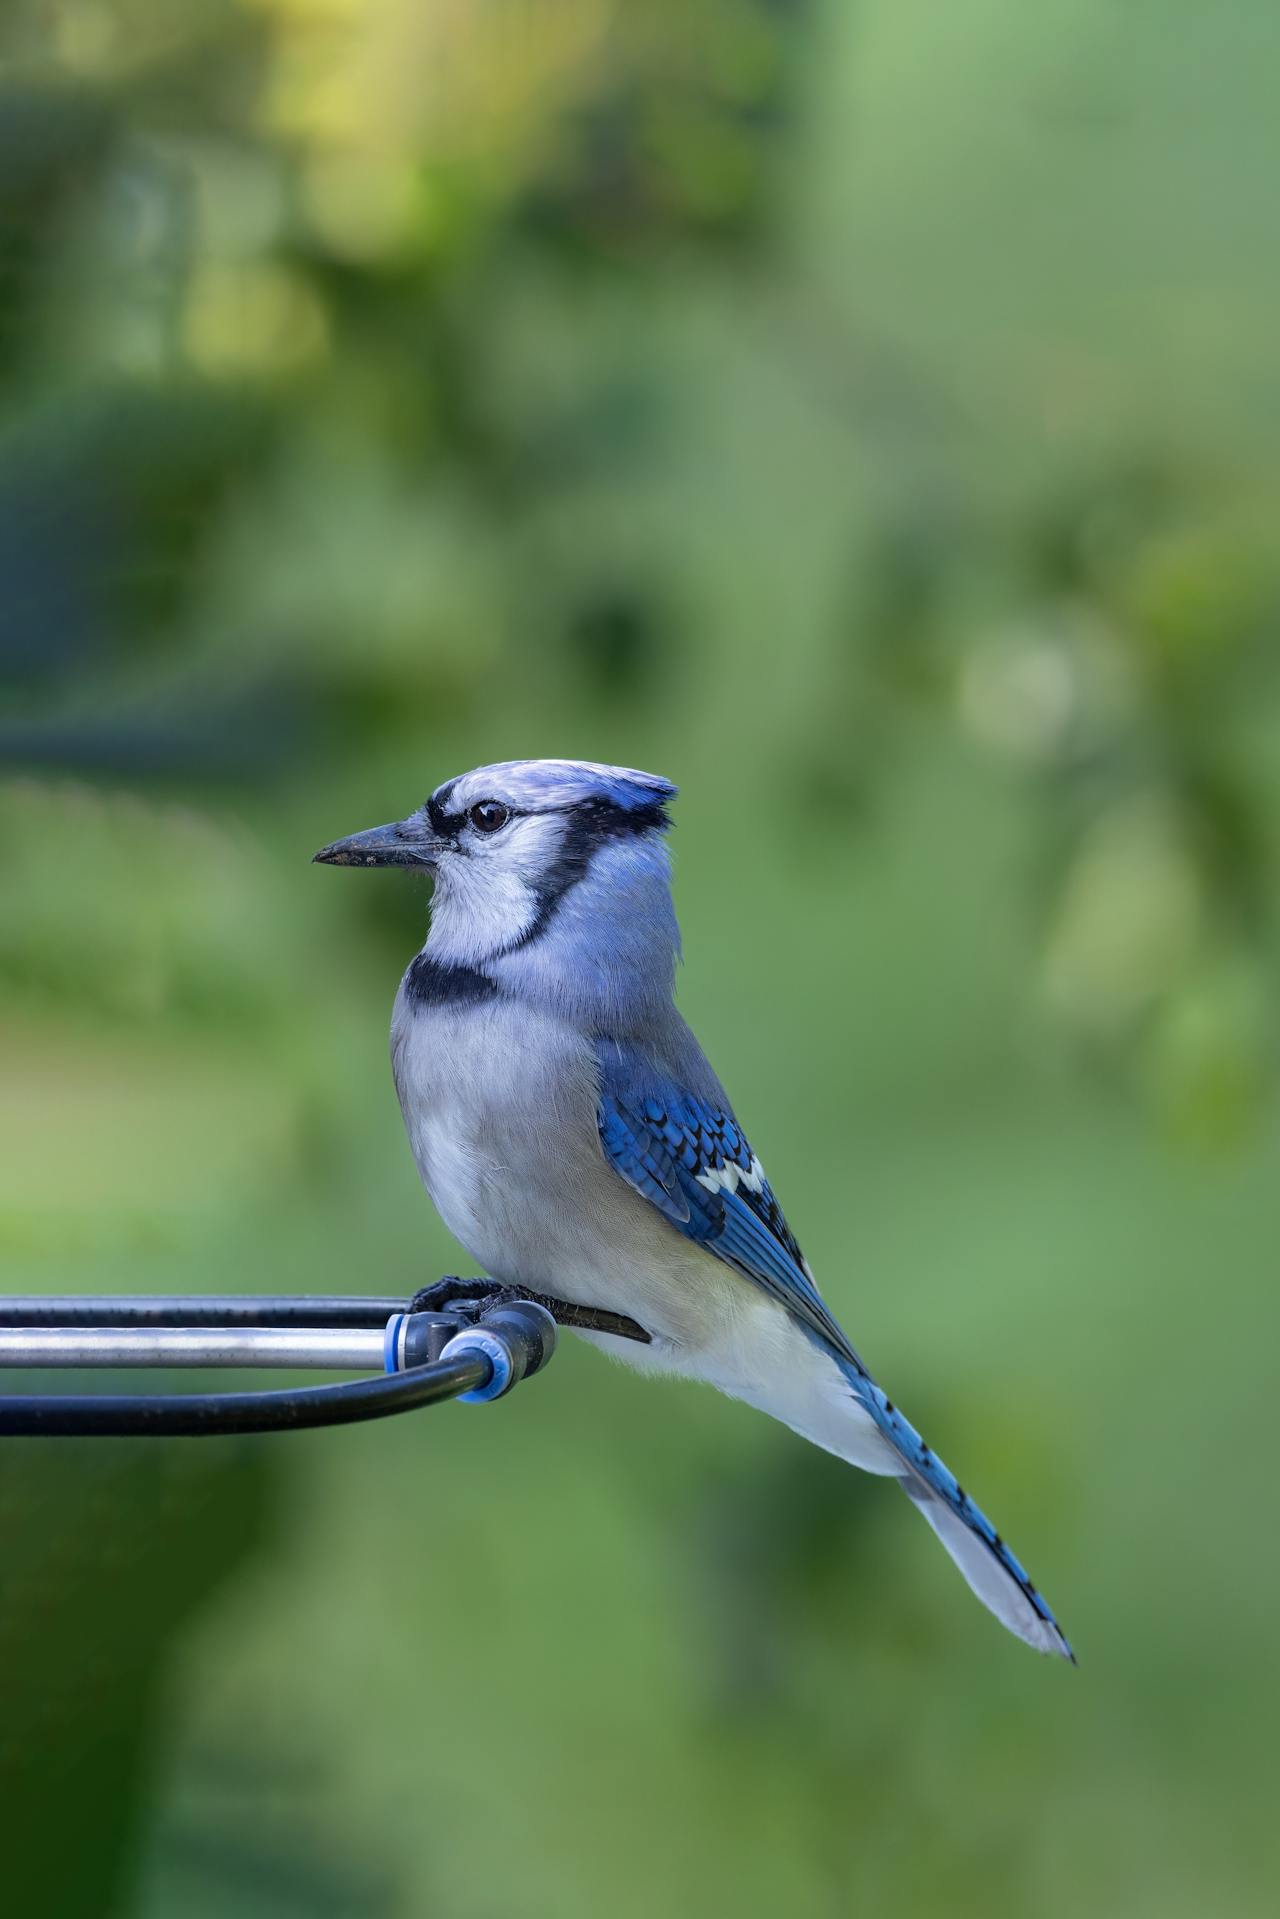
[312,814,442,869]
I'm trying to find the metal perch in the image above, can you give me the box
[0,1287,636,1438]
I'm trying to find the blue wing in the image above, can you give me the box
[596,1041,1074,1660]
[597,1057,858,1368]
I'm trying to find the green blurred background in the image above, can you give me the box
[2,2,1279,1913]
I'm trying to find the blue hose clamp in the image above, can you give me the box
[437,1326,513,1403]
[383,1312,408,1374]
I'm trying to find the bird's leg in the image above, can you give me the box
[529,1296,652,1344]
[408,1276,651,1345]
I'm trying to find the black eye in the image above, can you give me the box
[467,800,510,835]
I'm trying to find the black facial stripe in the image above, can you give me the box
[427,790,666,842]
[574,798,670,835]
[425,787,459,837]
[506,797,669,954]
[517,797,669,837]
[403,954,501,1009]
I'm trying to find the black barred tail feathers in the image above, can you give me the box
[846,1364,1074,1660]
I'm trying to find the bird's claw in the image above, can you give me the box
[407,1276,513,1318]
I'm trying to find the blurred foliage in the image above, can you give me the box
[1,2,1279,1916]
[0,1443,270,1912]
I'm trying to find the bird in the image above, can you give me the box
[314,758,1072,1659]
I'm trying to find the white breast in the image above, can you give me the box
[392,987,599,1276]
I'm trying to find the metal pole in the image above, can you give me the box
[0,1327,390,1370]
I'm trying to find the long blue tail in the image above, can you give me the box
[848,1364,1074,1660]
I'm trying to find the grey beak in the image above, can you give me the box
[312,815,441,869]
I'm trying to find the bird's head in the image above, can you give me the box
[314,758,678,976]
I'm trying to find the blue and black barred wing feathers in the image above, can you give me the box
[597,1076,858,1367]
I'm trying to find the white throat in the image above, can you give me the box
[423,810,568,969]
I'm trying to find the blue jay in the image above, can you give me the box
[315,759,1072,1659]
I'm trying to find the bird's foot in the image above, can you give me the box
[407,1276,513,1318]
[408,1277,651,1345]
